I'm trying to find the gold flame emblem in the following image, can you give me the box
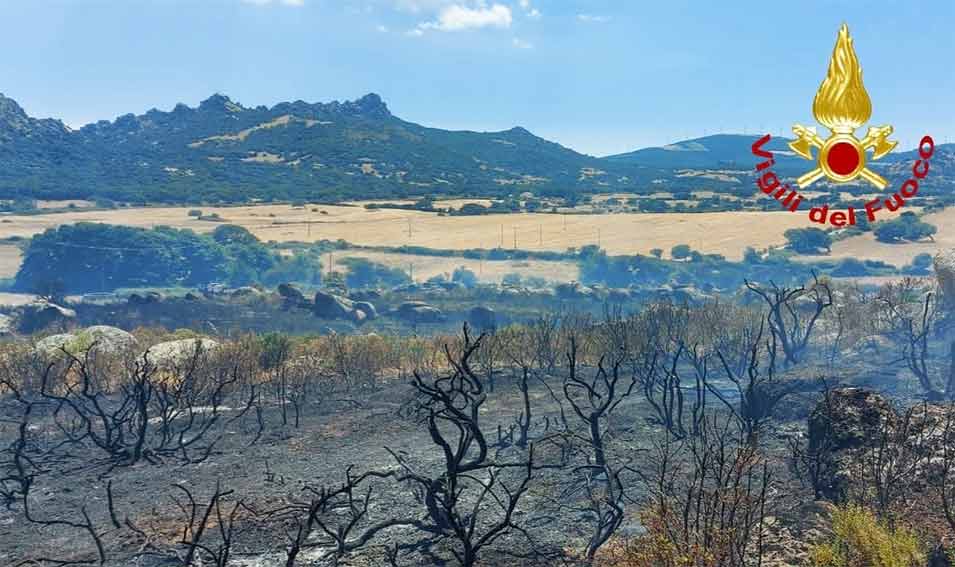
[790,24,897,189]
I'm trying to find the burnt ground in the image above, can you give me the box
[0,336,922,567]
[0,370,675,567]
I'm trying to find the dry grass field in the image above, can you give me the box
[0,205,825,261]
[0,202,940,282]
[0,245,22,278]
[334,249,579,284]
[812,207,955,267]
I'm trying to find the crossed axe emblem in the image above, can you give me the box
[789,124,897,190]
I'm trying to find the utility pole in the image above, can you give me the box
[538,224,542,247]
[597,228,601,248]
[513,226,517,249]
[500,224,504,248]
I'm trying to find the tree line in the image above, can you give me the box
[14,223,323,294]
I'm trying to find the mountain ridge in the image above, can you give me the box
[0,92,950,204]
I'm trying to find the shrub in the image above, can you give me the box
[452,266,478,288]
[671,244,692,260]
[258,332,293,370]
[810,504,924,567]
[902,253,934,276]
[874,212,937,243]
[341,257,410,289]
[830,258,869,277]
[16,223,232,292]
[456,203,488,216]
[638,199,669,213]
[261,252,322,286]
[502,273,523,286]
[188,209,203,217]
[785,227,832,254]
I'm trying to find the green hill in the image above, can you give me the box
[1,92,950,205]
[0,92,664,203]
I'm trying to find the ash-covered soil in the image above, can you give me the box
[0,371,668,566]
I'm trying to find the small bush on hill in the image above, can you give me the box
[810,504,923,567]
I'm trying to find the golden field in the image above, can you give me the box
[0,204,823,260]
[332,250,579,284]
[818,207,954,266]
[0,245,21,278]
[0,201,944,284]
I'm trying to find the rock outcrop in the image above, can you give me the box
[313,291,373,323]
[762,501,836,567]
[349,289,381,302]
[808,388,896,502]
[394,301,444,324]
[353,301,378,321]
[278,283,309,309]
[34,325,137,358]
[143,338,219,368]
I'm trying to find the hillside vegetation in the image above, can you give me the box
[3,91,953,205]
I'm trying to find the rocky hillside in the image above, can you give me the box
[1,91,951,204]
[0,92,666,203]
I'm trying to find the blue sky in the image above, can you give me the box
[1,0,952,156]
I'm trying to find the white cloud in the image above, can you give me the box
[518,0,540,18]
[577,14,610,23]
[512,37,533,49]
[392,0,452,13]
[241,0,305,6]
[417,3,512,32]
[377,24,389,32]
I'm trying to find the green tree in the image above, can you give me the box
[874,212,937,243]
[901,252,934,276]
[452,266,479,288]
[13,223,281,293]
[638,199,669,213]
[671,244,692,260]
[785,227,832,254]
[341,258,410,289]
